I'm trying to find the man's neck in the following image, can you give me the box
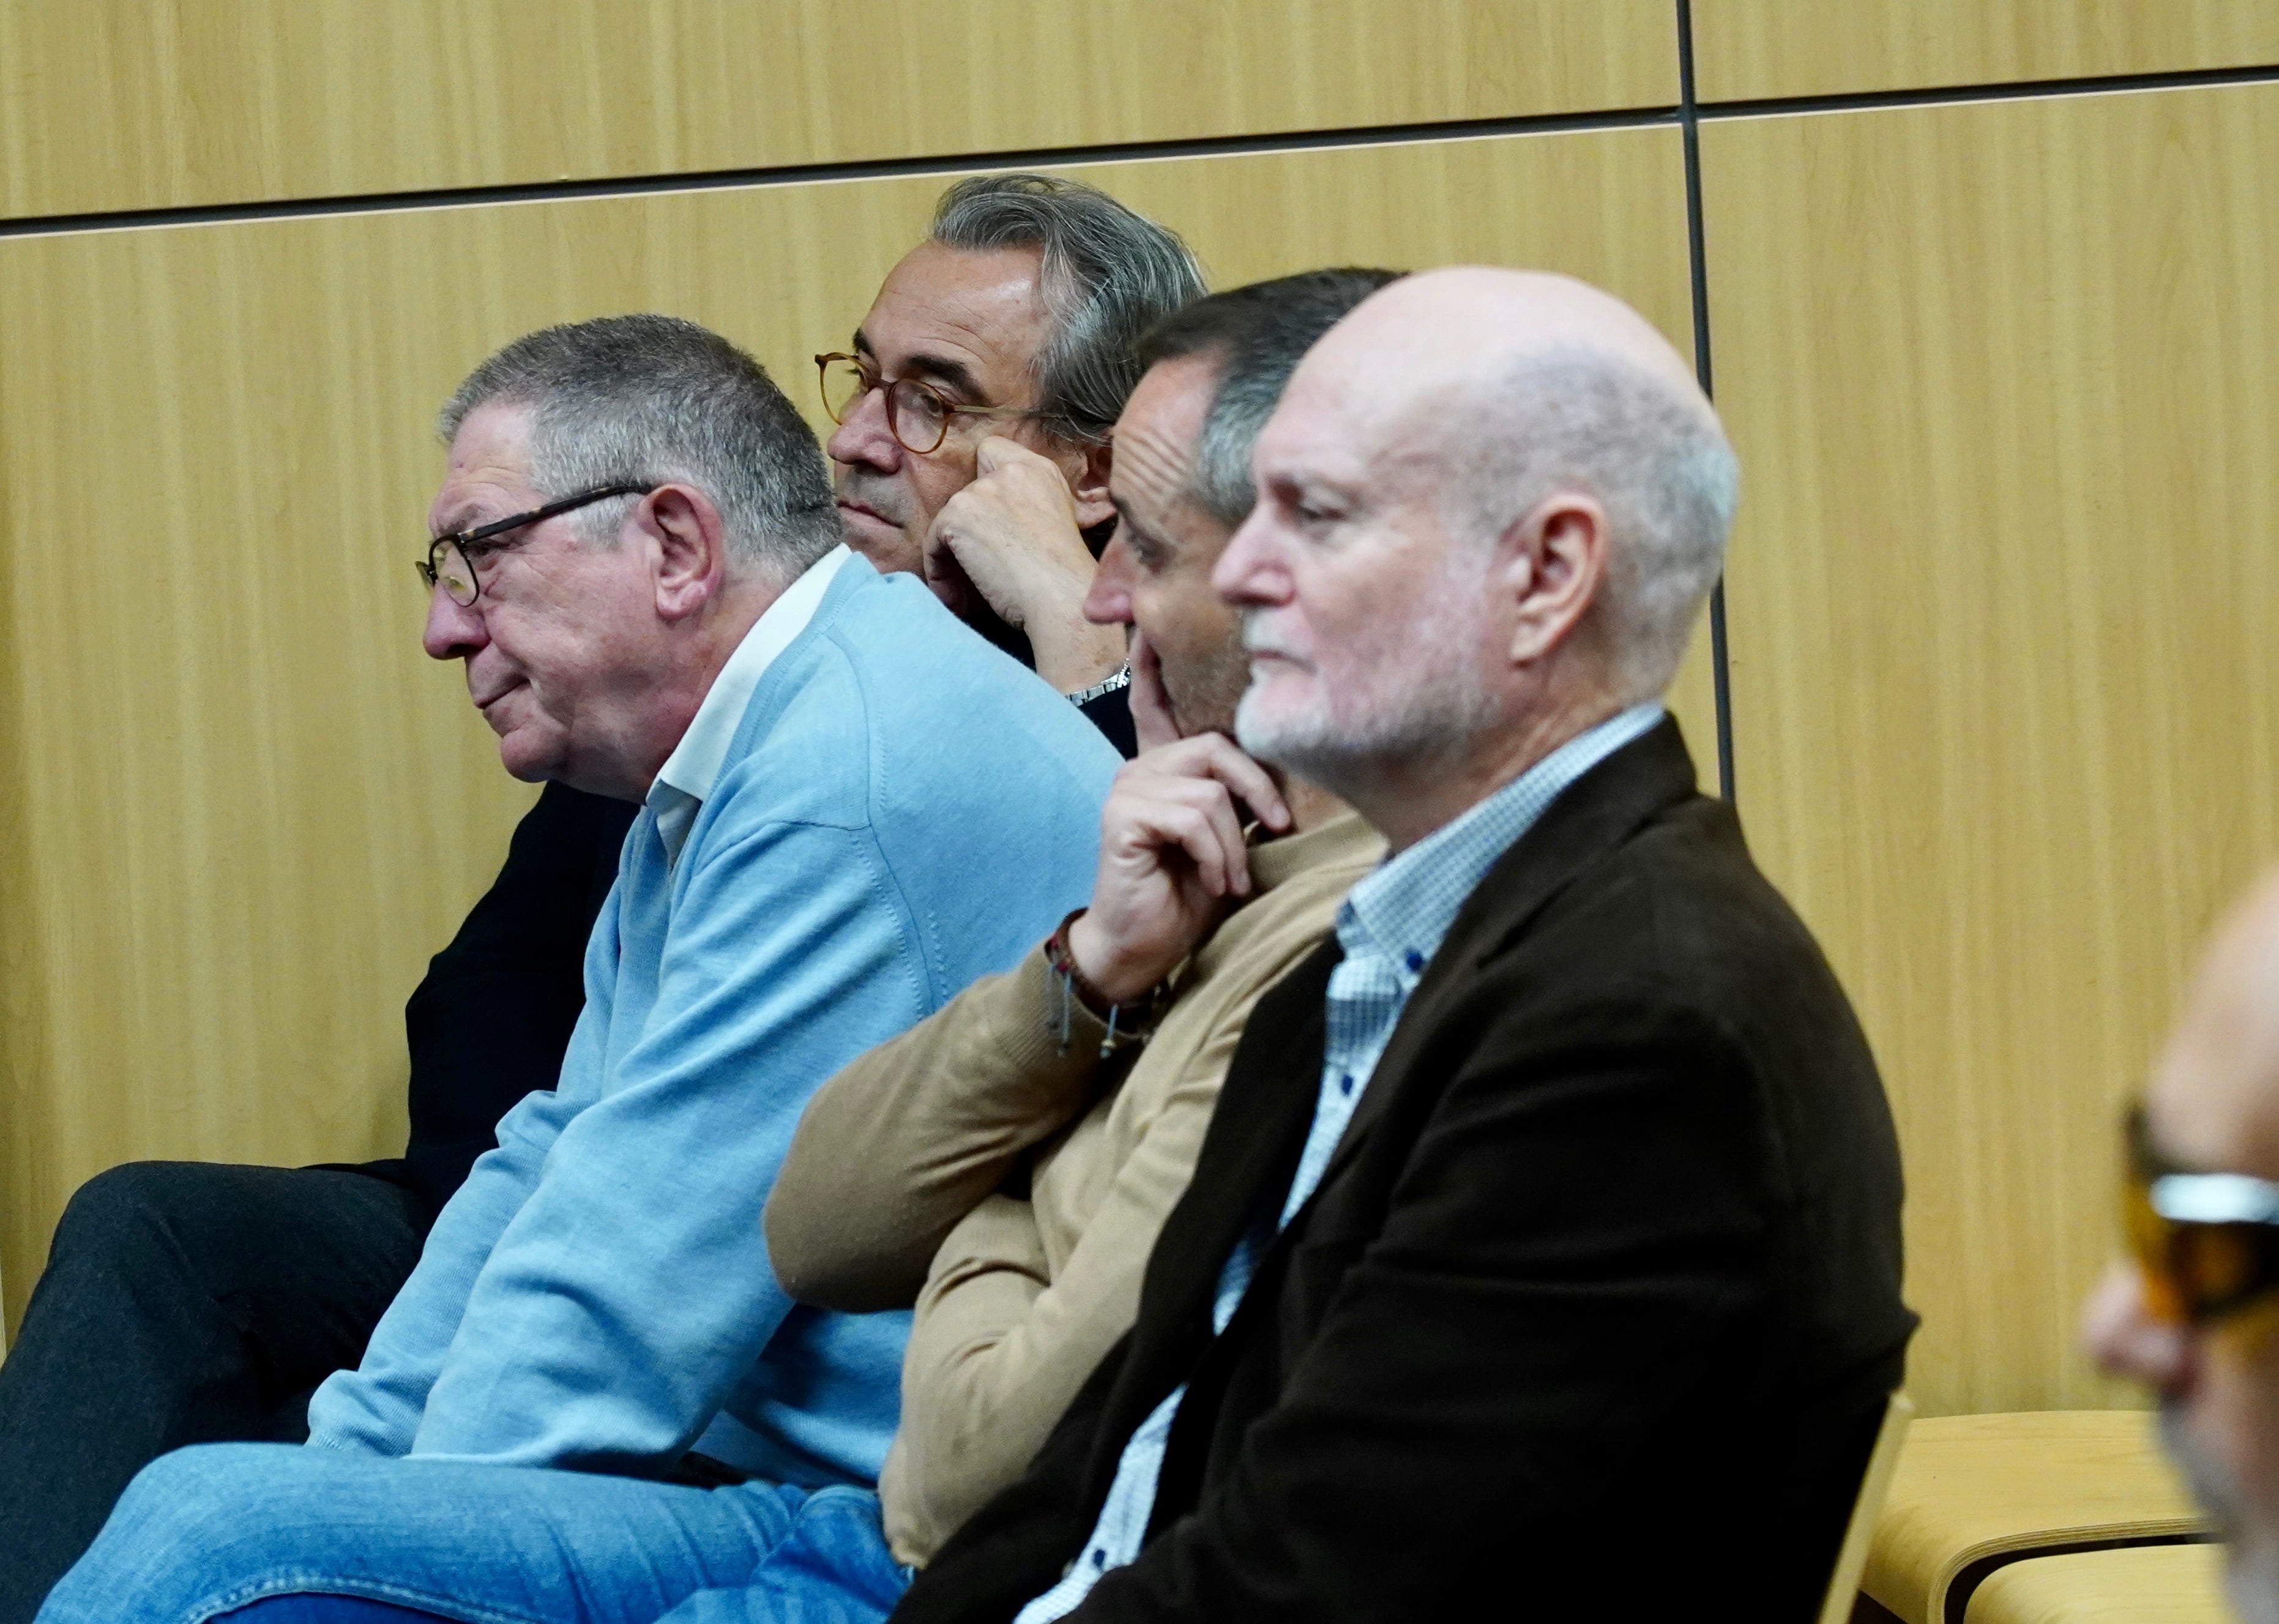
[625,578,779,798]
[1360,688,1631,855]
[1274,770,1349,835]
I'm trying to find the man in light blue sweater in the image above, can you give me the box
[41,315,1119,1622]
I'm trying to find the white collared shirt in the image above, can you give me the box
[646,545,850,868]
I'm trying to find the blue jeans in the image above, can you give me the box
[37,1443,911,1624]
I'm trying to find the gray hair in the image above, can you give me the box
[1134,268,1404,526]
[1447,349,1740,701]
[930,173,1206,447]
[439,314,841,582]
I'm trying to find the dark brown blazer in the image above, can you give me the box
[892,718,1915,1623]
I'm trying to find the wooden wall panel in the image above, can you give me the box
[0,127,1698,1329]
[0,0,1679,221]
[1703,84,2279,1416]
[1692,1,2279,102]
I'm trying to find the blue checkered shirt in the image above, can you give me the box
[1013,704,1666,1622]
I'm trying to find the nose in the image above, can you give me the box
[1083,528,1136,627]
[422,586,490,662]
[1210,505,1289,609]
[826,384,903,473]
[2083,1261,2195,1396]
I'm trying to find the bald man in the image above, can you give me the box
[890,269,1915,1624]
[2087,870,2279,1624]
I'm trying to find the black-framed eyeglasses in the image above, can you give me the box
[416,485,655,607]
[2123,1103,2279,1327]
[815,352,1034,456]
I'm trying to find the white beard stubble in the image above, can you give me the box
[1233,554,1504,796]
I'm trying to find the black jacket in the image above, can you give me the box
[894,718,1915,1623]
[356,781,636,1220]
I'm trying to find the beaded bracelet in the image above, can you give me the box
[1044,906,1167,1057]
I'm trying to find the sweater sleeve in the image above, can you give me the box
[878,1031,1227,1565]
[302,1078,586,1455]
[766,948,1111,1314]
[304,889,625,1456]
[405,811,932,1472]
[381,781,634,1216]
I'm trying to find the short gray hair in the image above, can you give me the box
[1448,350,1740,701]
[931,173,1206,446]
[439,314,841,582]
[1135,268,1404,526]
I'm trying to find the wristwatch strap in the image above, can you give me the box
[1064,664,1132,707]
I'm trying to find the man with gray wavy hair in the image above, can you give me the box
[42,313,1121,1623]
[821,173,1204,753]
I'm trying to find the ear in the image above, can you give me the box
[1499,490,1609,666]
[635,484,730,622]
[1065,439,1115,531]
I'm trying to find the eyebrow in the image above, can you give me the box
[900,351,985,401]
[432,505,483,540]
[848,329,987,403]
[1108,493,1172,553]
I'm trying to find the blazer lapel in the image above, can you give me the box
[1084,938,1341,1492]
[1289,717,1704,1209]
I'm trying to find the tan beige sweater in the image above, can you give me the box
[765,810,1382,1566]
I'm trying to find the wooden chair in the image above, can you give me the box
[1961,1541,2229,1624]
[1863,1412,2212,1624]
[1821,1393,1918,1624]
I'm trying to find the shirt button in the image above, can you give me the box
[1339,1073,1355,1096]
[1403,949,1426,973]
[1091,1549,1107,1570]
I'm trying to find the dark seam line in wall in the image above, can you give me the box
[0,104,1682,240]
[1697,58,2279,121]
[1675,0,1736,807]
[8,56,2277,241]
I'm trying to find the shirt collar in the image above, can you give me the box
[1336,702,1666,982]
[646,545,849,867]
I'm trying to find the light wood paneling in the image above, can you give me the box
[0,1,1679,222]
[1692,1,2279,102]
[1704,84,2279,1416]
[0,126,1697,1330]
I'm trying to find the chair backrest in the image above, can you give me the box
[1819,1392,1917,1624]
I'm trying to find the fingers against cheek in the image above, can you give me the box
[1128,631,1179,753]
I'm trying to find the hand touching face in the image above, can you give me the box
[1064,671,1292,1007]
[925,437,1126,691]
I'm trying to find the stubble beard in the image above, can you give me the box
[1165,636,1261,742]
[2162,1403,2279,1624]
[834,471,923,576]
[1233,579,1502,797]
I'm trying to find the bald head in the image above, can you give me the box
[1215,267,1737,851]
[1310,268,1708,407]
[2150,870,2279,1175]
[1270,267,1736,701]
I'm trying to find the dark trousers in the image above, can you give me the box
[0,1162,427,1624]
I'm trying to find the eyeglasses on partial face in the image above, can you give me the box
[416,484,655,607]
[2123,1103,2279,1327]
[814,352,1034,456]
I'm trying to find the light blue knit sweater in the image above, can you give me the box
[305,557,1119,1489]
